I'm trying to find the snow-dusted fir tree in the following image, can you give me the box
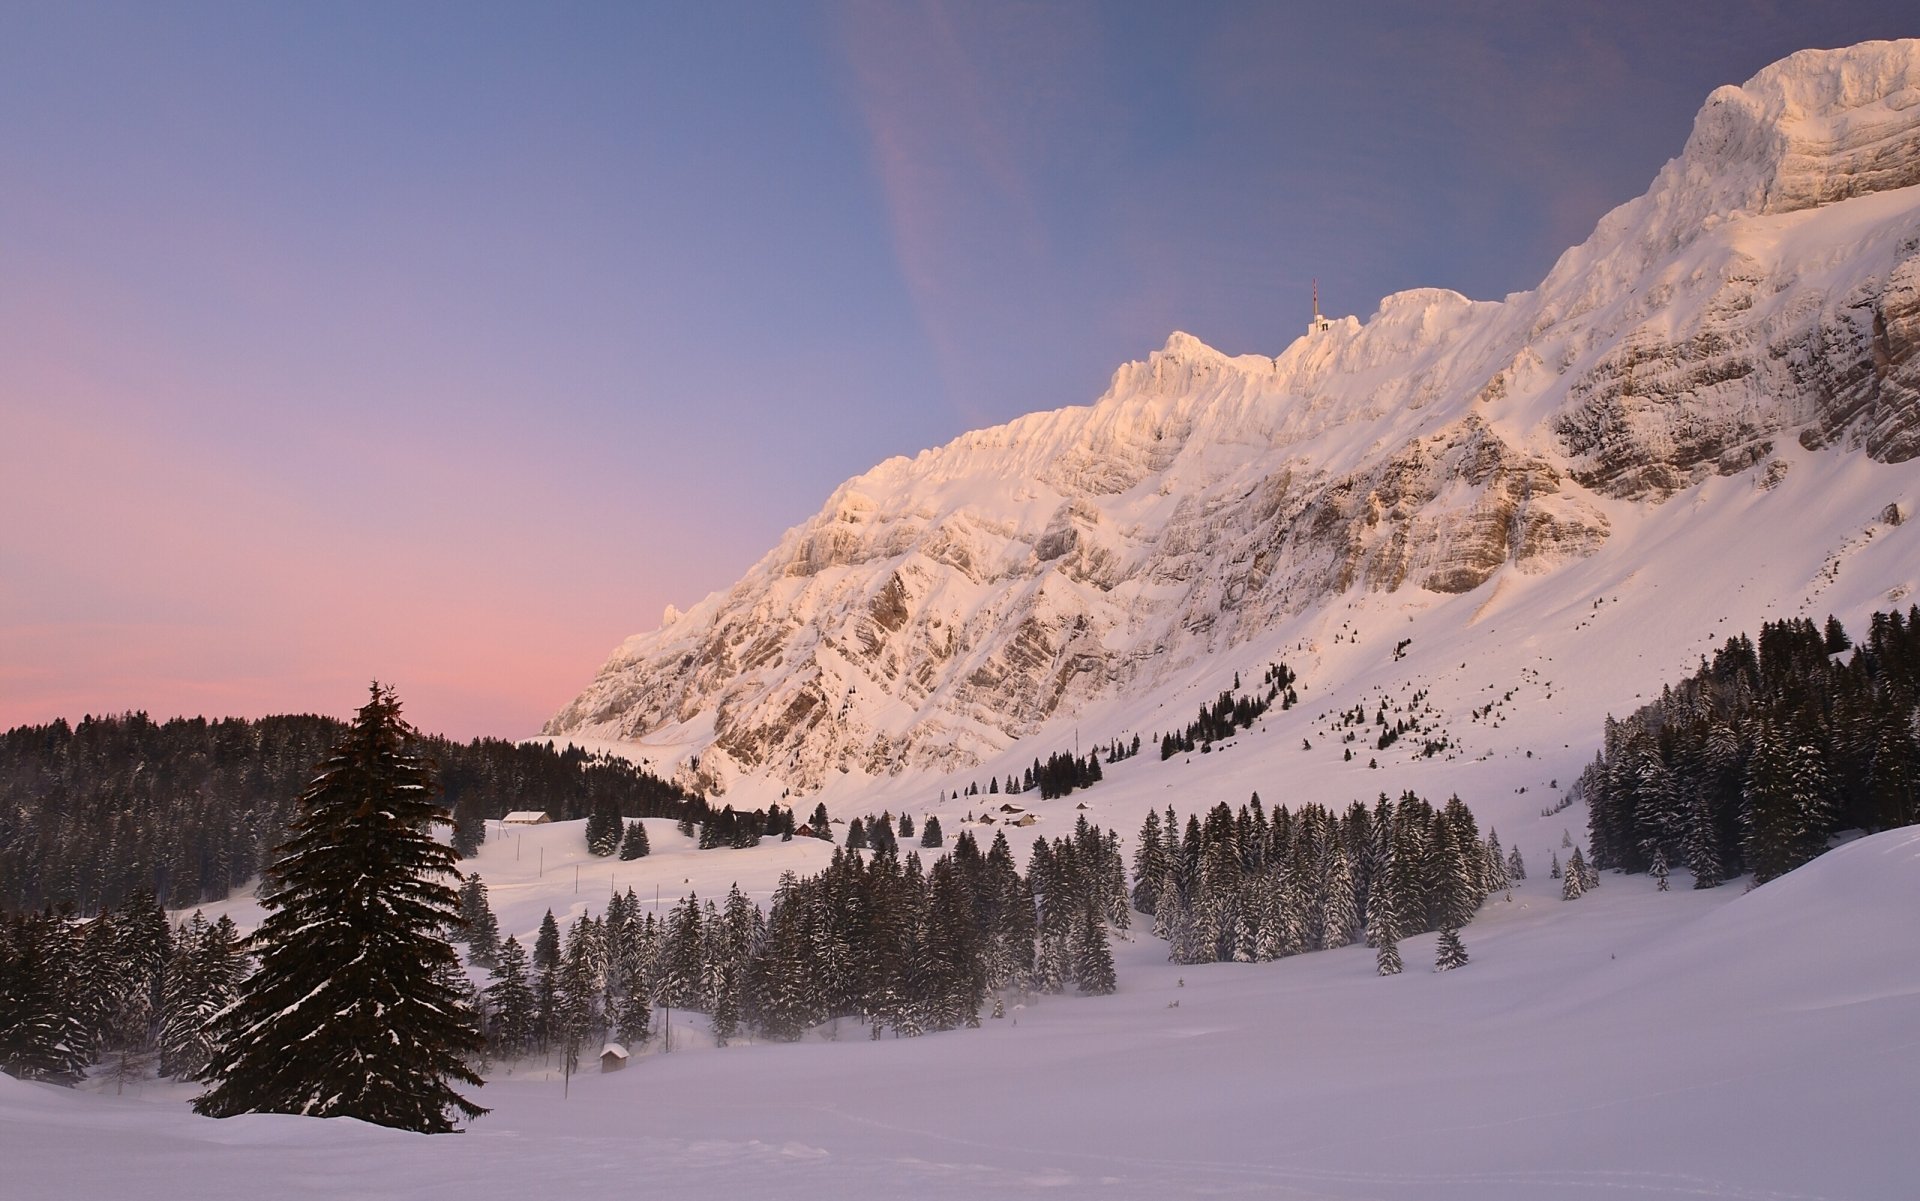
[1682,792,1724,889]
[1561,848,1588,901]
[1367,872,1402,976]
[585,795,623,857]
[1321,838,1358,950]
[194,684,485,1132]
[1484,829,1510,892]
[1073,907,1116,996]
[1375,934,1403,977]
[1434,927,1468,971]
[158,912,245,1081]
[0,909,92,1083]
[1650,846,1671,892]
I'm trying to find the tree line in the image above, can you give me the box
[0,711,698,915]
[476,815,1127,1071]
[1131,790,1503,974]
[0,895,246,1086]
[1582,608,1920,887]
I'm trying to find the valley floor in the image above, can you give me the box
[7,827,1917,1200]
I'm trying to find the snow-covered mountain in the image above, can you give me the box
[548,41,1920,798]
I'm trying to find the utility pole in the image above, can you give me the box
[574,864,580,895]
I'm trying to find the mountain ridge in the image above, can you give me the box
[547,40,1920,797]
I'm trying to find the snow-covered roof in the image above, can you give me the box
[600,1043,628,1060]
[503,811,551,824]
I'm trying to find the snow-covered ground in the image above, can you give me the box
[59,430,1913,1200]
[11,39,1919,1199]
[9,826,1917,1199]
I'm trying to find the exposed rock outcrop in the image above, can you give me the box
[548,41,1920,792]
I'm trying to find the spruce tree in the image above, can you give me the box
[1375,935,1402,977]
[158,912,244,1081]
[1682,792,1724,889]
[1650,846,1670,892]
[0,909,92,1083]
[1320,839,1358,949]
[920,815,944,848]
[1561,848,1588,901]
[193,685,485,1132]
[1434,927,1468,971]
[534,910,561,972]
[485,936,536,1058]
[619,819,652,860]
[615,958,652,1047]
[1073,908,1117,996]
[586,795,622,857]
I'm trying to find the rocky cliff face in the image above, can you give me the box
[548,41,1920,793]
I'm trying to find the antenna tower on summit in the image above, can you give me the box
[1307,279,1333,335]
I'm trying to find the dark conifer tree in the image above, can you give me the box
[534,909,561,972]
[619,820,652,861]
[1072,907,1116,996]
[1434,927,1468,971]
[920,815,944,848]
[614,957,652,1048]
[0,909,92,1083]
[1682,792,1724,889]
[1375,934,1402,977]
[485,936,536,1059]
[158,912,244,1081]
[585,795,623,857]
[193,685,485,1132]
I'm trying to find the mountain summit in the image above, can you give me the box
[548,41,1920,794]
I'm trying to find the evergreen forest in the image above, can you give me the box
[1581,608,1920,886]
[0,712,699,914]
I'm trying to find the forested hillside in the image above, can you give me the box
[0,713,697,914]
[1583,607,1920,885]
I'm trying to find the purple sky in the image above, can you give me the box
[3,3,1913,739]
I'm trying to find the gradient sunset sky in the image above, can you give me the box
[3,2,1913,740]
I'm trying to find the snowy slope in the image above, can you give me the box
[548,40,1920,805]
[14,826,1918,1200]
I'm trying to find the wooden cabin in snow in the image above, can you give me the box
[601,1043,629,1073]
[502,810,551,825]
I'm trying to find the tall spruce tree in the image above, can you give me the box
[619,820,652,861]
[0,909,92,1083]
[585,795,623,857]
[485,936,536,1059]
[193,685,485,1132]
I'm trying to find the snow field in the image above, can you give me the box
[13,828,1917,1199]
